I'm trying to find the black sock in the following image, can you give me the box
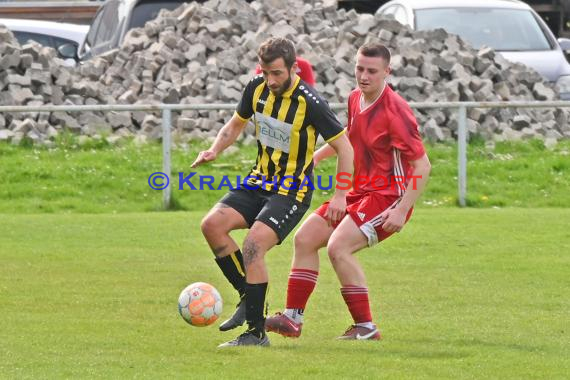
[245,282,268,336]
[215,250,246,298]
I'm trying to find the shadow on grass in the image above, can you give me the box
[399,336,545,354]
[147,193,189,212]
[452,338,545,353]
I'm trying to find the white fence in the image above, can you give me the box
[1,100,570,209]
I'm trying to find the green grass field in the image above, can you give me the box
[1,138,569,213]
[1,139,569,378]
[1,210,569,379]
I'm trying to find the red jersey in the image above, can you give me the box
[346,85,425,197]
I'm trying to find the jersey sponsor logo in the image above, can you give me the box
[257,99,267,105]
[255,112,293,153]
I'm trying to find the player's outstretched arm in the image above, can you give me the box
[313,144,336,168]
[324,133,354,226]
[381,153,431,233]
[191,115,247,168]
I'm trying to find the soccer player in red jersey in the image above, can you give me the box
[265,42,432,340]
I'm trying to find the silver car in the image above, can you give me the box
[377,0,570,99]
[73,0,187,61]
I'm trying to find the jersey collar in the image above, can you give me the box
[359,83,387,113]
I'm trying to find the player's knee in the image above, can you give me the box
[326,240,346,264]
[327,239,352,265]
[294,229,314,251]
[200,214,222,237]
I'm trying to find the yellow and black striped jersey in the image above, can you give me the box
[235,75,345,204]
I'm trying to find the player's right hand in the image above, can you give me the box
[191,150,217,168]
[325,193,347,227]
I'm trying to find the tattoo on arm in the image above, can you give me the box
[218,130,231,146]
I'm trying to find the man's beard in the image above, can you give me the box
[269,74,292,97]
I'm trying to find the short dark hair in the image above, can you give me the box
[358,42,391,64]
[257,37,296,69]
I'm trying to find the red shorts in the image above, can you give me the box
[315,192,413,246]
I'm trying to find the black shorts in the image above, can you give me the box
[219,188,310,244]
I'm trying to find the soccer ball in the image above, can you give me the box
[178,282,223,327]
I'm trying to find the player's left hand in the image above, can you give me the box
[325,193,347,227]
[379,207,407,233]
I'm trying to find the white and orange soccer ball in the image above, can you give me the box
[178,282,223,327]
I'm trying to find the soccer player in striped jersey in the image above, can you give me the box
[265,42,431,340]
[191,37,354,347]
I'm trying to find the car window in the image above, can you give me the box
[84,7,104,49]
[381,5,397,16]
[13,31,54,48]
[94,0,119,46]
[52,36,78,50]
[393,5,408,25]
[415,8,552,51]
[128,1,185,29]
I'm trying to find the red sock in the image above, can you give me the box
[285,269,318,310]
[341,286,372,323]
